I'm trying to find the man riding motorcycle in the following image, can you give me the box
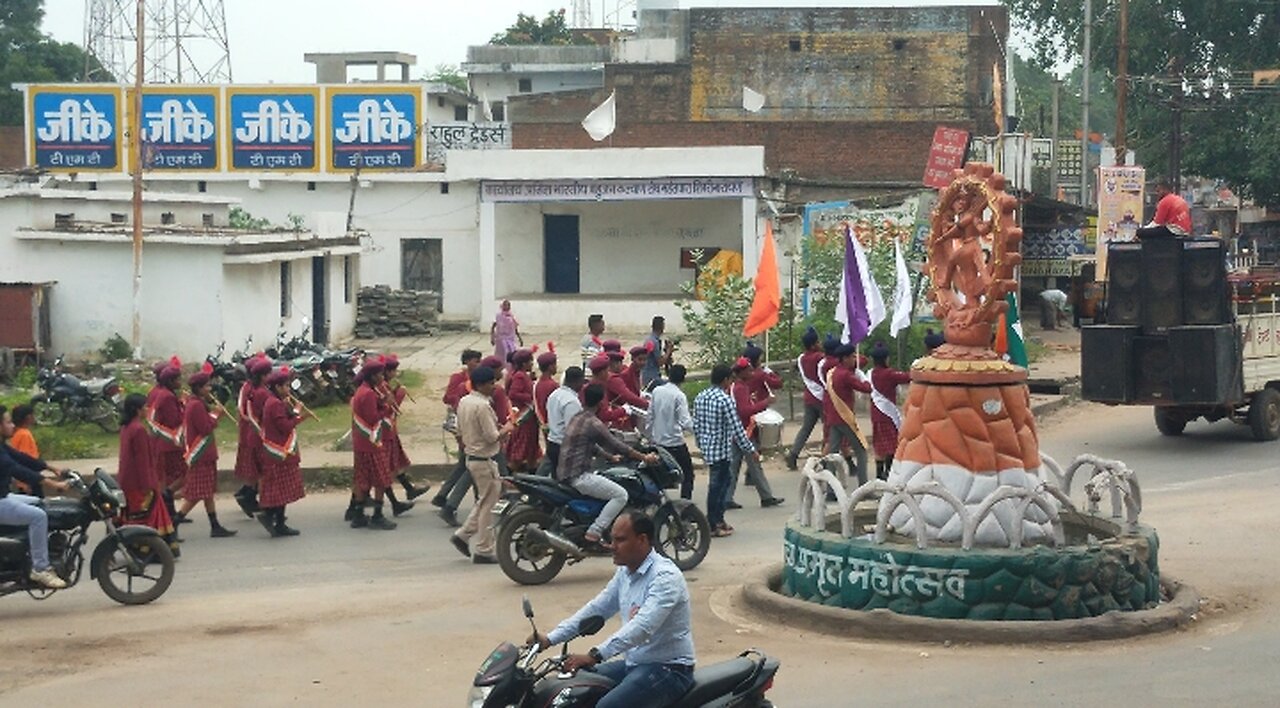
[528,510,695,708]
[0,405,71,589]
[556,384,658,546]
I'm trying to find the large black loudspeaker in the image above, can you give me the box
[1081,325,1137,403]
[1132,336,1174,402]
[1141,237,1183,334]
[1106,242,1143,326]
[1181,238,1232,325]
[1170,324,1243,404]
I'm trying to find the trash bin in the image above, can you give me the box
[753,409,785,450]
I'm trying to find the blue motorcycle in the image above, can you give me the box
[492,446,711,585]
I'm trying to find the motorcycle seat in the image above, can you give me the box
[674,657,758,707]
[0,524,31,538]
[512,474,579,498]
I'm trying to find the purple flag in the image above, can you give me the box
[835,224,870,344]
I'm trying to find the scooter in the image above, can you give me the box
[468,597,780,707]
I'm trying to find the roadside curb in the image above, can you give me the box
[739,563,1202,644]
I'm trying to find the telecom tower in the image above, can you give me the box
[571,0,593,29]
[571,1,639,30]
[83,0,233,83]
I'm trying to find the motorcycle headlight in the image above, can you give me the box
[465,684,492,708]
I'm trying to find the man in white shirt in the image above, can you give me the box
[537,366,586,477]
[646,365,696,499]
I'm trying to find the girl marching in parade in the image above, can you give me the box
[347,359,397,530]
[868,341,912,480]
[118,393,179,556]
[146,359,188,526]
[257,368,307,537]
[233,356,273,517]
[174,369,237,538]
[504,349,541,472]
[379,355,428,515]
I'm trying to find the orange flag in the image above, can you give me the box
[743,221,781,337]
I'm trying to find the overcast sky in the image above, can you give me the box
[40,0,1003,84]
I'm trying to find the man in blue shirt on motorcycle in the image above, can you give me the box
[531,510,695,708]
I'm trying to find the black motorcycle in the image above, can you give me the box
[493,443,711,585]
[468,598,780,707]
[0,470,176,605]
[30,355,122,432]
[206,341,249,405]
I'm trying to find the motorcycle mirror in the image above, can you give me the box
[522,594,534,619]
[578,616,606,637]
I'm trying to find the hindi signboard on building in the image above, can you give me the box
[138,89,220,170]
[480,178,754,203]
[425,122,510,165]
[327,88,419,171]
[28,87,121,171]
[228,88,318,171]
[922,126,970,189]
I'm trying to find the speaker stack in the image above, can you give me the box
[1083,238,1238,405]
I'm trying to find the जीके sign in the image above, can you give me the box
[31,89,120,170]
[140,91,219,170]
[328,91,418,170]
[229,90,317,170]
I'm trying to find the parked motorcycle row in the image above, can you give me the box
[206,323,367,409]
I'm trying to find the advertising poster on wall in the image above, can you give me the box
[137,89,220,170]
[28,87,122,171]
[228,88,319,171]
[326,87,419,171]
[1096,166,1145,280]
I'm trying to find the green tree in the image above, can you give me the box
[489,9,590,46]
[1005,0,1280,205]
[426,63,468,92]
[0,0,110,126]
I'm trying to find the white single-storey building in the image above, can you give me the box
[0,183,358,360]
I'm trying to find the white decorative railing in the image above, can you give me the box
[795,451,1141,550]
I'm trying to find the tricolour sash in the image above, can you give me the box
[825,368,869,450]
[262,430,298,461]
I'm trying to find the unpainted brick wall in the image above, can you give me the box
[0,126,25,169]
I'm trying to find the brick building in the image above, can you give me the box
[507,4,1008,202]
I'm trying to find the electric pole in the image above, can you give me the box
[1115,0,1129,163]
[1080,0,1092,205]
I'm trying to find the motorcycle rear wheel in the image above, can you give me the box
[31,395,65,426]
[95,534,176,605]
[654,503,711,571]
[89,397,120,433]
[496,506,566,585]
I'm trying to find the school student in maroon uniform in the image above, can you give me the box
[741,342,782,402]
[432,349,482,519]
[868,342,912,480]
[532,351,559,475]
[257,369,306,537]
[504,349,542,472]
[147,361,187,526]
[823,343,873,485]
[586,354,632,429]
[786,327,825,470]
[724,358,783,509]
[233,357,273,516]
[623,346,647,397]
[380,355,428,516]
[347,359,396,530]
[118,393,179,556]
[175,370,236,537]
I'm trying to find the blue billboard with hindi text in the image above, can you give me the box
[229,90,317,171]
[328,90,418,170]
[140,91,219,170]
[30,89,120,170]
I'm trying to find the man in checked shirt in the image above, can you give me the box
[692,363,758,537]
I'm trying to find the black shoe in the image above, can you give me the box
[234,490,259,518]
[726,501,743,510]
[785,456,798,471]
[390,499,415,517]
[450,535,471,558]
[430,496,446,508]
[256,512,280,537]
[343,505,357,522]
[472,554,498,565]
[174,511,192,525]
[210,525,238,538]
[762,497,785,508]
[438,507,460,527]
[368,511,397,530]
[400,474,431,501]
[350,512,369,529]
[275,523,301,537]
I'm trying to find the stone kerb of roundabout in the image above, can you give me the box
[741,454,1201,643]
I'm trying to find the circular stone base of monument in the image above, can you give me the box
[742,563,1199,643]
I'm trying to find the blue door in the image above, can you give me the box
[544,215,580,294]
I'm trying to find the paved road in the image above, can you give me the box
[3,402,1278,706]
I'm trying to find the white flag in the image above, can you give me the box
[581,91,616,142]
[742,86,765,113]
[889,239,913,337]
[854,233,886,337]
